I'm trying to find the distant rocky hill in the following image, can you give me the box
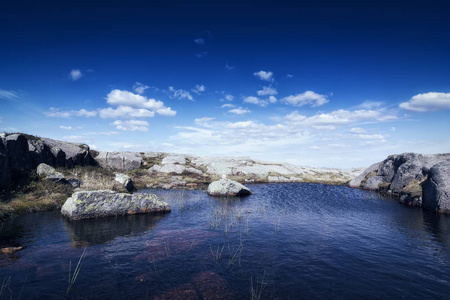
[95,151,363,188]
[350,153,450,213]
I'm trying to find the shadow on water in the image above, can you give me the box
[62,213,169,247]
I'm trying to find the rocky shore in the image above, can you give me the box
[350,153,450,213]
[1,132,450,217]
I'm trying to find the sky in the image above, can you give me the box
[1,0,449,168]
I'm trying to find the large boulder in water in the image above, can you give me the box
[207,178,252,197]
[61,190,171,220]
[422,160,450,213]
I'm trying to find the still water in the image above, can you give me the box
[1,183,450,299]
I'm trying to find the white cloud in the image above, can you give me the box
[226,64,235,70]
[196,51,208,58]
[156,107,177,117]
[106,89,176,116]
[287,74,294,78]
[282,91,329,107]
[225,94,234,101]
[221,104,235,108]
[229,107,251,114]
[192,84,206,94]
[399,92,450,112]
[243,96,269,107]
[357,101,383,110]
[46,108,97,118]
[169,86,194,101]
[69,69,83,81]
[113,120,149,132]
[99,106,155,119]
[194,38,205,45]
[285,109,397,129]
[99,131,119,135]
[0,89,18,100]
[133,82,150,94]
[253,70,274,82]
[268,96,277,103]
[194,117,215,127]
[257,86,278,96]
[60,125,73,130]
[349,127,366,133]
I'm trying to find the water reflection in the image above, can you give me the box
[62,214,168,247]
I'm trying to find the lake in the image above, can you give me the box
[1,183,450,299]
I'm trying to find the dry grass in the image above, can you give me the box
[0,178,73,219]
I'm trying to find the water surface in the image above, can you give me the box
[1,183,450,299]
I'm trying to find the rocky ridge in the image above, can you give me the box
[350,153,450,213]
[0,133,95,190]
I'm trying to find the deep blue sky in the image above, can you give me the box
[1,0,449,168]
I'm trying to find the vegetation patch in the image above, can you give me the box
[401,180,423,198]
[0,176,73,219]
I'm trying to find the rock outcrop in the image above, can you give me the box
[350,153,450,212]
[114,173,136,192]
[422,160,450,213]
[95,151,143,172]
[0,133,95,190]
[61,190,171,220]
[207,178,252,197]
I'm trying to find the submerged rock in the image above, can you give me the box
[61,190,171,220]
[207,178,252,197]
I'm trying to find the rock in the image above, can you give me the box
[67,178,82,188]
[61,190,171,220]
[422,160,450,213]
[348,162,381,188]
[0,133,96,190]
[0,246,23,254]
[352,153,450,194]
[36,163,68,184]
[207,178,252,197]
[95,151,143,172]
[161,154,187,165]
[160,164,186,174]
[351,153,450,212]
[115,173,136,192]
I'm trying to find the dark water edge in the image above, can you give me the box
[1,183,450,299]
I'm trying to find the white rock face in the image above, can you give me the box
[96,151,143,172]
[207,178,252,197]
[161,154,187,165]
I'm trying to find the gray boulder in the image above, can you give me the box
[422,160,450,213]
[349,162,381,188]
[207,178,252,197]
[0,133,96,190]
[95,151,143,172]
[36,163,67,184]
[114,173,135,192]
[61,190,171,220]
